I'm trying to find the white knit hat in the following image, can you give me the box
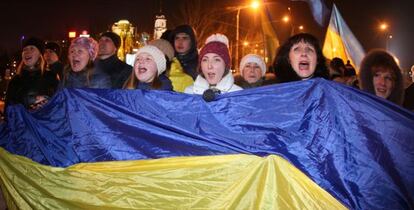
[239,54,266,77]
[136,45,166,75]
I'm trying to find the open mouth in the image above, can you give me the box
[24,56,33,62]
[376,87,387,94]
[71,59,81,68]
[138,67,147,74]
[248,74,257,78]
[299,61,310,71]
[207,72,216,80]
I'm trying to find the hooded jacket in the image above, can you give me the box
[170,25,199,80]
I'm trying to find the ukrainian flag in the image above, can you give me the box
[1,79,413,209]
[323,4,365,70]
[260,3,279,65]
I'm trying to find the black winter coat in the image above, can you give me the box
[95,55,132,88]
[5,68,59,109]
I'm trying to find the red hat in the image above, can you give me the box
[199,34,231,70]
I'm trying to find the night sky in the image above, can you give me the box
[0,0,413,69]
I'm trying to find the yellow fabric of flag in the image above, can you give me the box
[0,148,347,209]
[323,4,365,71]
[323,27,348,65]
[260,6,280,65]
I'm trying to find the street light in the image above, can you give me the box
[379,22,391,50]
[379,23,388,31]
[242,41,249,56]
[235,0,260,73]
[282,15,290,23]
[250,1,260,9]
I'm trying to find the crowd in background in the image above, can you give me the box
[1,23,413,120]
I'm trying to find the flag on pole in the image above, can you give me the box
[292,0,330,26]
[323,4,365,70]
[260,3,279,65]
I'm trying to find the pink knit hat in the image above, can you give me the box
[199,34,231,70]
[70,37,99,61]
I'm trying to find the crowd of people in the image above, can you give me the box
[2,24,414,117]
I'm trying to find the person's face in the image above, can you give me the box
[411,65,414,83]
[201,53,226,85]
[98,36,117,57]
[288,41,317,79]
[43,49,59,65]
[242,62,262,83]
[134,52,158,83]
[174,33,191,54]
[373,69,394,99]
[22,45,41,67]
[68,45,90,72]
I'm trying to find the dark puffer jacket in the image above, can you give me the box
[60,67,111,89]
[5,68,59,109]
[95,55,132,89]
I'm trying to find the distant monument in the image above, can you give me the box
[153,13,167,40]
[112,20,136,61]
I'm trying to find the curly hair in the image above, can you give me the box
[359,49,404,105]
[272,33,329,83]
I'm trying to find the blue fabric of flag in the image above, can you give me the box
[1,79,413,209]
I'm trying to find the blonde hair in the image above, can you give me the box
[16,55,46,75]
[61,60,94,87]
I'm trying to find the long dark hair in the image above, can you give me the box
[359,49,404,105]
[272,33,329,83]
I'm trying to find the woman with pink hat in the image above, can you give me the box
[60,37,111,88]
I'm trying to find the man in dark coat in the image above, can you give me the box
[44,41,64,80]
[95,31,132,88]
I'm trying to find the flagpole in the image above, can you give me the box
[236,8,240,74]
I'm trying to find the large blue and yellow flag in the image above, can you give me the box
[1,79,413,209]
[323,4,365,70]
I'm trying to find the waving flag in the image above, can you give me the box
[323,4,365,70]
[292,0,330,26]
[1,79,413,209]
[260,3,279,65]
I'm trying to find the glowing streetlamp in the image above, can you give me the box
[298,25,304,31]
[282,15,290,23]
[379,22,391,50]
[379,23,388,31]
[250,1,260,9]
[235,1,260,73]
